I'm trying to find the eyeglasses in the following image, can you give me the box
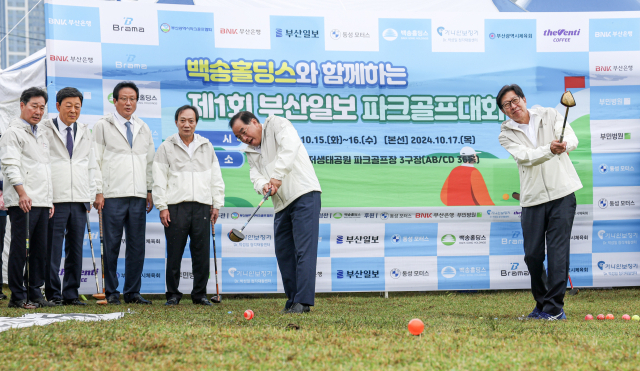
[501,96,520,110]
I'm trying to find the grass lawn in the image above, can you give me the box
[0,288,639,370]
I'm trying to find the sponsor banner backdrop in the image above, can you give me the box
[45,1,640,293]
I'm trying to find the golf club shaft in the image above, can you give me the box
[239,191,271,233]
[86,213,101,294]
[568,274,574,289]
[99,211,106,295]
[211,219,220,300]
[26,211,29,304]
[558,106,570,143]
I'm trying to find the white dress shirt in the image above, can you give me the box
[177,135,197,158]
[113,111,139,145]
[514,109,538,147]
[55,118,76,148]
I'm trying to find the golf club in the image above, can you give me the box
[210,217,221,304]
[558,90,576,143]
[228,189,272,242]
[96,211,107,305]
[86,213,105,300]
[568,274,579,296]
[23,212,36,309]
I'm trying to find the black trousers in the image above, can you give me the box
[0,215,6,288]
[521,193,576,316]
[274,191,321,308]
[45,202,87,301]
[164,202,210,302]
[102,197,146,300]
[8,206,50,302]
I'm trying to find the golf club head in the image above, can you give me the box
[210,296,221,304]
[228,229,245,242]
[96,299,108,305]
[569,288,580,296]
[23,302,37,309]
[560,91,576,107]
[93,293,106,300]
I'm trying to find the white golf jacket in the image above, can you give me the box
[93,113,154,199]
[41,118,98,203]
[0,118,53,208]
[152,133,225,210]
[498,106,583,207]
[245,115,321,213]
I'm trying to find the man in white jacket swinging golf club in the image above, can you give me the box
[498,84,582,321]
[153,105,225,306]
[230,111,321,314]
[41,87,98,306]
[93,81,155,305]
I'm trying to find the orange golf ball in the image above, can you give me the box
[502,193,509,200]
[408,319,424,336]
[244,309,254,320]
[606,314,614,320]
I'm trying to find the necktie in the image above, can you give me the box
[124,121,133,148]
[66,127,73,158]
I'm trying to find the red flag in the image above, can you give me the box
[565,76,585,91]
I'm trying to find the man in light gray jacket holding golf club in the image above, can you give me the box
[153,105,225,306]
[230,111,321,314]
[498,84,582,321]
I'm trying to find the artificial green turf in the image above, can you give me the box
[0,288,638,370]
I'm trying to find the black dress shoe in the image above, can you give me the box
[63,298,87,306]
[286,303,310,314]
[165,297,179,306]
[50,299,63,306]
[0,293,7,300]
[32,298,56,307]
[8,299,26,308]
[107,295,121,305]
[125,294,152,305]
[280,304,292,314]
[193,297,212,306]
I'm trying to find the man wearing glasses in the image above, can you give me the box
[497,84,582,321]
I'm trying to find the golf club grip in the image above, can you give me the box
[240,191,271,232]
[559,106,570,143]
